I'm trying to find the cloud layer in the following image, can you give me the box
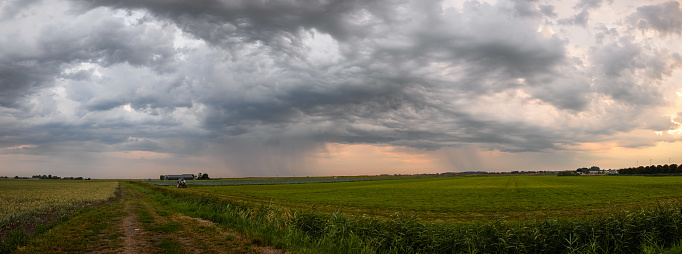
[1,0,682,177]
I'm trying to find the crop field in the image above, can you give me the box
[0,180,119,229]
[150,176,426,186]
[8,175,682,253]
[183,175,682,221]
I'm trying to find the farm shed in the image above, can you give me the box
[164,174,196,180]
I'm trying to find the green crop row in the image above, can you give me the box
[131,181,682,253]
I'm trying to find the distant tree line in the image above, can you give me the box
[30,175,89,180]
[576,166,601,174]
[32,175,60,179]
[558,171,580,176]
[618,164,680,175]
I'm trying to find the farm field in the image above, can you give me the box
[0,180,119,230]
[7,176,682,253]
[150,176,427,186]
[182,175,682,221]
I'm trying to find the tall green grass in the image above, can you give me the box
[131,181,682,253]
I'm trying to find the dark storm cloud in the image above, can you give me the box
[1,0,681,177]
[0,3,176,109]
[629,1,682,35]
[76,0,575,153]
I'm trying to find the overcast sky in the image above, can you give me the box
[1,0,681,178]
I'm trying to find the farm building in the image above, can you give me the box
[163,174,196,180]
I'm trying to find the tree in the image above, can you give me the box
[558,171,579,176]
[199,173,209,180]
[576,168,590,174]
[160,175,165,180]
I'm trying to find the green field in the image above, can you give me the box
[150,176,425,186]
[7,175,682,253]
[184,175,682,221]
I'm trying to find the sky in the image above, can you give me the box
[1,0,682,178]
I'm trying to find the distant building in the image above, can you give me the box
[163,174,196,180]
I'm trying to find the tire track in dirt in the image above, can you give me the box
[120,185,152,254]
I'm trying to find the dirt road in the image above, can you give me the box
[14,183,284,254]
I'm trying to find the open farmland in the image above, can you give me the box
[8,176,682,253]
[182,175,682,221]
[0,180,119,230]
[150,176,426,186]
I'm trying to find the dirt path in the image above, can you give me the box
[120,186,149,254]
[118,183,284,254]
[12,183,286,253]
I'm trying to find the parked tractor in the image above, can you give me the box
[177,179,187,188]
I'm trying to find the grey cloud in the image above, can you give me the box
[594,24,619,43]
[558,10,589,26]
[80,0,375,48]
[510,0,542,17]
[538,5,557,18]
[675,112,682,124]
[0,58,61,107]
[70,0,586,153]
[629,1,682,35]
[645,115,678,132]
[0,0,42,20]
[591,37,641,77]
[559,0,612,27]
[0,5,177,109]
[574,0,611,10]
[590,36,679,106]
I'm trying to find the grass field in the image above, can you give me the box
[182,175,682,221]
[0,180,119,229]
